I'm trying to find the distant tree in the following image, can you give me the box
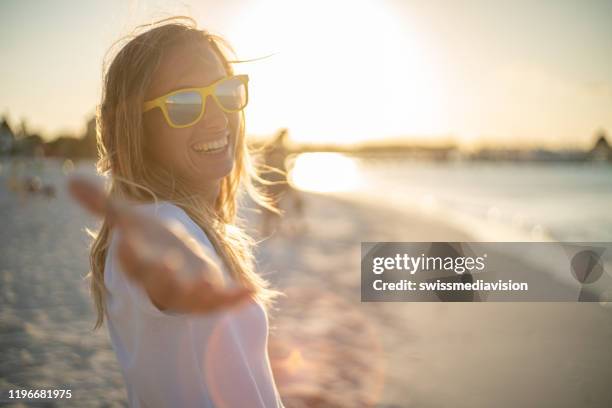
[17,118,29,140]
[45,134,79,158]
[0,115,16,154]
[590,129,611,161]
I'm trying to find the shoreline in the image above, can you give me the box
[333,188,555,243]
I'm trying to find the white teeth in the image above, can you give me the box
[192,134,229,153]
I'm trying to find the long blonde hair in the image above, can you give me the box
[88,16,282,330]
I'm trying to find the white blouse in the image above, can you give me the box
[103,201,284,408]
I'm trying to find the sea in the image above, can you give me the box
[289,153,612,242]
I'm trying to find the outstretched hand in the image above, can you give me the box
[68,176,254,314]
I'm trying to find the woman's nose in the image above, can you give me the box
[199,94,229,130]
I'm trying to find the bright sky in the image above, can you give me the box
[1,0,611,148]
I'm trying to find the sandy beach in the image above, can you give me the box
[1,159,611,407]
[256,193,612,408]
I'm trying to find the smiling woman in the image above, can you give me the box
[82,15,286,408]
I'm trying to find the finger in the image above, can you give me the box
[112,204,150,230]
[67,176,109,217]
[68,176,144,227]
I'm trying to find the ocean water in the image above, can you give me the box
[355,158,612,242]
[288,153,612,242]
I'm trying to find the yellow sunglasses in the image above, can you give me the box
[143,74,249,129]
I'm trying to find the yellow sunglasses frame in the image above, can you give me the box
[142,74,249,129]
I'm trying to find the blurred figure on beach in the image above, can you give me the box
[260,128,305,237]
[5,152,56,201]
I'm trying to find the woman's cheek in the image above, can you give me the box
[229,113,240,147]
[148,130,179,173]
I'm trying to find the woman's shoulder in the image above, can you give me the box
[128,200,196,232]
[127,200,216,254]
[106,200,198,248]
[131,200,189,221]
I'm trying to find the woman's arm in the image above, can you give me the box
[69,176,254,314]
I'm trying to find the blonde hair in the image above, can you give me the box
[88,16,282,330]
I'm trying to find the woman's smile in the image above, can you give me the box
[191,129,230,154]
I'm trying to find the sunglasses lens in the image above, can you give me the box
[165,91,202,126]
[215,77,247,111]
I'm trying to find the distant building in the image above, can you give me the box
[0,117,15,154]
[589,131,611,162]
[15,134,44,156]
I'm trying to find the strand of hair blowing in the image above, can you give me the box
[87,16,282,330]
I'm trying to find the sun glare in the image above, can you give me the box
[223,0,442,145]
[288,152,361,193]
